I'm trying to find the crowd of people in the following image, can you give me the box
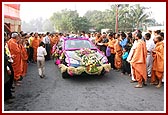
[4,29,164,101]
[92,30,164,88]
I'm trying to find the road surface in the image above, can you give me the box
[4,60,164,111]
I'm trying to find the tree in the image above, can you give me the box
[84,10,108,32]
[21,21,31,32]
[21,17,44,32]
[32,17,44,32]
[21,4,159,33]
[129,4,153,30]
[117,4,132,32]
[50,9,91,33]
[42,19,54,32]
[108,4,154,32]
[50,9,78,33]
[76,17,91,33]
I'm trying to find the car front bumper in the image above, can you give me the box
[58,63,111,76]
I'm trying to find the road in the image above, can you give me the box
[4,60,164,111]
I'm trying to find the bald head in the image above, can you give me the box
[11,33,18,38]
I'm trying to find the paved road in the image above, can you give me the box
[4,60,164,111]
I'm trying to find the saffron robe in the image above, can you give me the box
[151,42,164,82]
[20,44,28,77]
[32,37,40,62]
[114,39,122,69]
[7,38,22,80]
[130,39,147,83]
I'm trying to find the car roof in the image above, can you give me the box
[64,37,90,41]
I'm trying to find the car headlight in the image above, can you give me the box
[65,58,80,65]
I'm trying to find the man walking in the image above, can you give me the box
[37,42,47,78]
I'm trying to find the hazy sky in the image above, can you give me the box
[4,2,166,24]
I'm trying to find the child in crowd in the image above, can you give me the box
[121,46,131,76]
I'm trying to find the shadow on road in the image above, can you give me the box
[64,72,112,82]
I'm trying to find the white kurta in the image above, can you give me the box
[37,46,47,77]
[127,40,138,81]
[146,39,155,77]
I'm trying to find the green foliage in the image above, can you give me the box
[83,4,154,32]
[129,4,153,30]
[22,4,159,33]
[109,4,154,32]
[50,9,90,33]
[22,18,54,32]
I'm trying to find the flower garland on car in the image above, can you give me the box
[52,45,62,60]
[75,48,101,73]
[58,48,111,75]
[75,48,95,57]
[52,46,65,65]
[52,49,60,59]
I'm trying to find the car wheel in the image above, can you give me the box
[62,71,69,79]
[100,69,106,76]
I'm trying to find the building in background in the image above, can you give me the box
[4,4,21,33]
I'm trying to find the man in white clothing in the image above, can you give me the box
[37,42,47,78]
[43,32,50,60]
[127,39,137,82]
[144,33,155,78]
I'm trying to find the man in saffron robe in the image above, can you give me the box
[150,35,164,88]
[7,33,22,82]
[130,33,147,88]
[32,33,40,62]
[50,35,54,47]
[114,34,122,70]
[20,39,28,77]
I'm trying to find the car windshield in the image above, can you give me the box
[65,39,96,50]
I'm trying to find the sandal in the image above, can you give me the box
[135,84,143,88]
[156,85,162,88]
[150,82,158,85]
[143,81,147,86]
[130,80,137,83]
[143,83,147,86]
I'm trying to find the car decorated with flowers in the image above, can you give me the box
[53,38,111,78]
